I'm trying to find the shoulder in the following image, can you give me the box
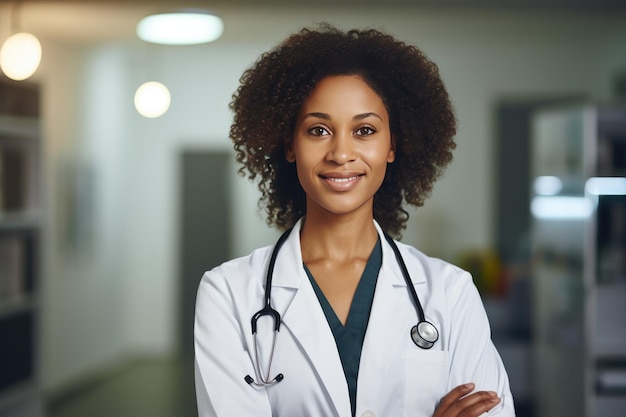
[196,245,273,302]
[210,245,272,279]
[395,240,471,283]
[393,242,491,341]
[392,240,478,305]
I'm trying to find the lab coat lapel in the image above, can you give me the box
[270,220,352,417]
[358,223,428,397]
[358,233,407,381]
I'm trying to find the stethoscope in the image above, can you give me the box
[244,227,439,387]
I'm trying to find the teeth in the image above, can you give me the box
[328,176,358,183]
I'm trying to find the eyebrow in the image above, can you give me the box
[302,112,383,121]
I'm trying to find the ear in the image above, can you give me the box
[285,140,296,163]
[387,135,396,163]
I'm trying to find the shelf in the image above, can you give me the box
[0,213,40,232]
[0,129,40,219]
[593,284,626,357]
[0,309,37,396]
[595,357,626,398]
[595,396,626,417]
[0,115,39,140]
[0,379,38,410]
[596,368,626,396]
[0,295,38,319]
[0,77,42,417]
[530,104,626,417]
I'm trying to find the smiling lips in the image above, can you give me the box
[320,173,364,191]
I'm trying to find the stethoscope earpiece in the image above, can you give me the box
[411,321,439,349]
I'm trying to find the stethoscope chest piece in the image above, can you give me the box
[411,320,439,349]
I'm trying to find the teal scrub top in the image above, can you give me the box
[303,238,382,417]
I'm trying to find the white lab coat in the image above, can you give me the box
[194,219,515,417]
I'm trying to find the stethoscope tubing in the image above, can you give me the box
[245,226,438,387]
[382,231,427,323]
[251,227,292,334]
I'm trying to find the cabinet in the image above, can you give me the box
[0,80,43,417]
[530,104,626,417]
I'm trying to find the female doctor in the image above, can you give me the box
[194,24,516,417]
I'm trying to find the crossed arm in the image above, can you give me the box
[434,383,501,417]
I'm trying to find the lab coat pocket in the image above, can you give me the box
[402,349,449,417]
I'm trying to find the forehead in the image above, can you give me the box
[299,75,387,117]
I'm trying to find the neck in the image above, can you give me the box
[299,211,379,263]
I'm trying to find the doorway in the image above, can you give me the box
[178,150,232,359]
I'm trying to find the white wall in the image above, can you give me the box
[19,7,626,391]
[37,42,133,389]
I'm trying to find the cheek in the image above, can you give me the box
[363,145,394,167]
[292,152,314,184]
[292,141,324,170]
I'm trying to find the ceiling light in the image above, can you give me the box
[134,81,171,118]
[1,2,41,81]
[136,9,224,45]
[531,196,593,220]
[0,32,41,80]
[533,176,563,196]
[585,177,626,196]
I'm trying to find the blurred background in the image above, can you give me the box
[0,0,625,416]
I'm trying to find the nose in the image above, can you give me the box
[327,132,356,164]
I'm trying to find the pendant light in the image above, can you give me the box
[134,81,171,118]
[0,1,42,81]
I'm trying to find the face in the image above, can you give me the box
[286,75,395,219]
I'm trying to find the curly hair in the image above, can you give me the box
[230,23,456,238]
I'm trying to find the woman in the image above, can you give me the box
[195,24,515,417]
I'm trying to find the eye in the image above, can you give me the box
[355,125,376,136]
[308,126,330,136]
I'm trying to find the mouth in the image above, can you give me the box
[319,173,364,190]
[324,175,362,183]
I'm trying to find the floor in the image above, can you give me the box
[47,358,197,417]
[45,357,535,417]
